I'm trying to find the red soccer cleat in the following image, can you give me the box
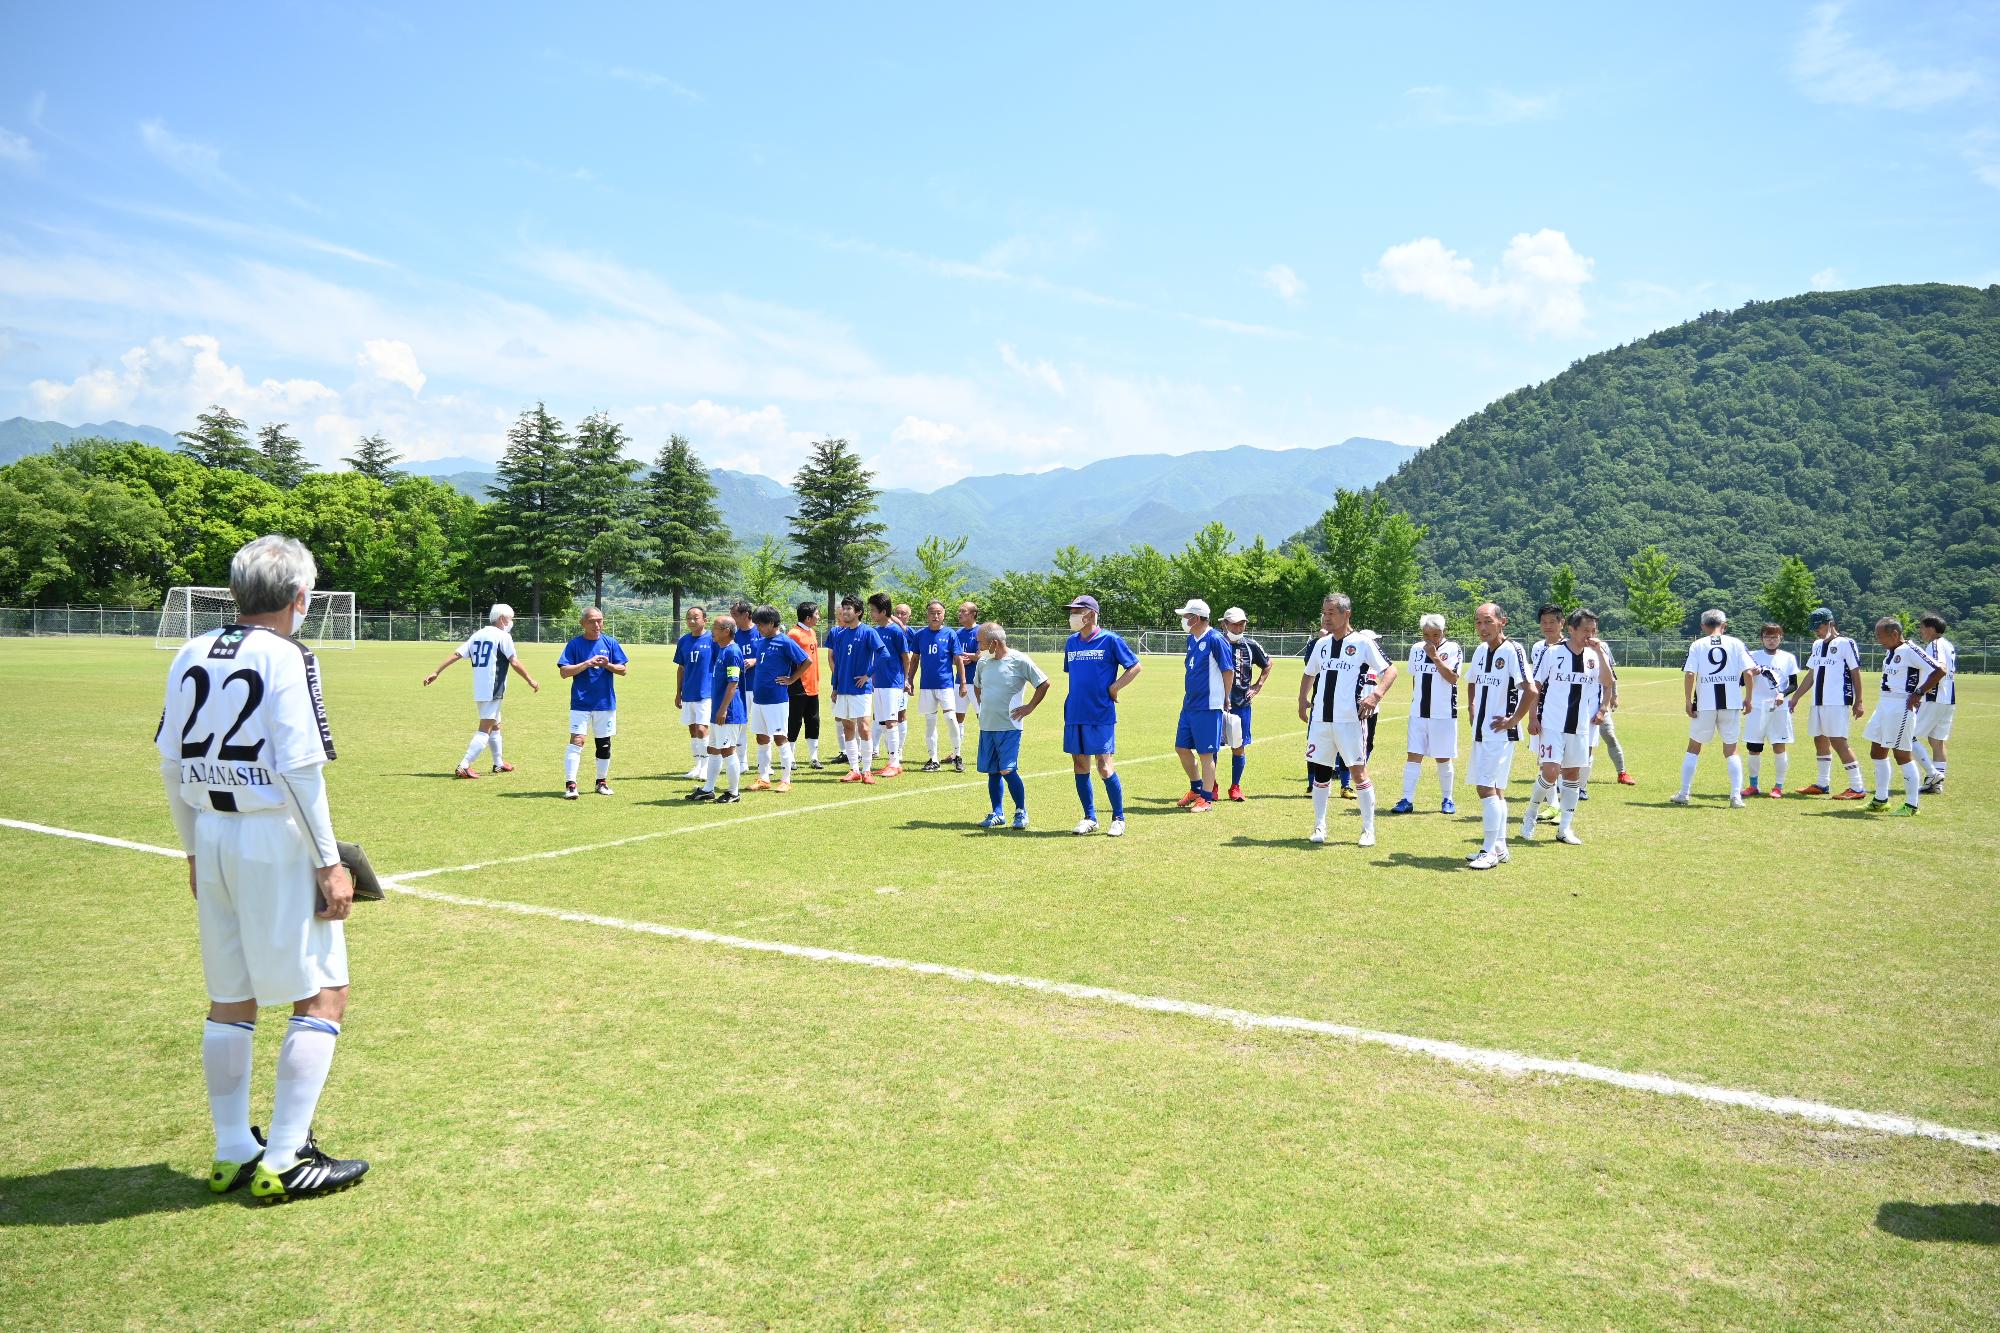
[454,766,480,779]
[861,773,878,785]
[1739,785,1759,799]
[1768,786,1784,799]
[490,761,515,774]
[1176,790,1202,808]
[1796,783,1829,795]
[839,771,864,783]
[1616,771,1636,786]
[1227,784,1244,802]
[1189,797,1213,813]
[1831,788,1868,801]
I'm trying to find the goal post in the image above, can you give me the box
[156,587,357,650]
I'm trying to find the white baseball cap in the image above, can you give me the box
[1221,606,1247,625]
[1175,598,1211,619]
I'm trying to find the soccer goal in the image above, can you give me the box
[156,587,358,650]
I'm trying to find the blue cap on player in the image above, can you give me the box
[1808,607,1834,629]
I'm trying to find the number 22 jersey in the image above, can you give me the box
[157,624,336,814]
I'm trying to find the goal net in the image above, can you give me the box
[156,587,358,650]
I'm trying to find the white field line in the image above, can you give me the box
[4,814,1999,1155]
[393,727,1318,882]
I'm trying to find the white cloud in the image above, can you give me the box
[139,118,236,189]
[621,399,814,476]
[1404,85,1558,126]
[29,333,336,423]
[1367,229,1594,335]
[607,66,701,100]
[1809,267,1843,290]
[357,338,426,394]
[1792,2,1980,110]
[999,343,1065,395]
[1260,263,1306,305]
[0,127,38,169]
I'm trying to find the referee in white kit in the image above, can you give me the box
[156,534,369,1202]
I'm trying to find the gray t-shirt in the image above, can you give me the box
[975,651,1048,731]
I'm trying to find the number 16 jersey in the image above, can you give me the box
[156,624,336,815]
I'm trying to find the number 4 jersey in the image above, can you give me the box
[157,623,336,814]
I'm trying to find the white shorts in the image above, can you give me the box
[1913,698,1954,741]
[916,687,958,716]
[1807,704,1853,740]
[1743,706,1793,745]
[1688,709,1742,745]
[1864,700,1919,751]
[477,699,503,723]
[707,723,743,751]
[680,698,713,727]
[1534,729,1591,769]
[749,699,790,737]
[833,694,872,722]
[1306,719,1368,768]
[1469,737,1517,789]
[194,811,347,1007]
[1405,714,1459,760]
[568,709,616,738]
[873,687,907,723]
[955,683,975,715]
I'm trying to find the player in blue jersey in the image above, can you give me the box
[688,617,747,802]
[747,606,809,791]
[825,596,885,784]
[729,601,767,775]
[954,600,982,741]
[1173,598,1232,811]
[912,600,968,771]
[556,606,629,800]
[1218,607,1271,803]
[867,593,913,777]
[1061,595,1142,835]
[672,606,716,779]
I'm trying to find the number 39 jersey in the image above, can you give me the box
[460,625,517,703]
[156,624,336,814]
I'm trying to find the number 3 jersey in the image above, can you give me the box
[156,624,336,814]
[460,625,517,702]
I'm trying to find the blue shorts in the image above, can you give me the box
[1175,707,1226,755]
[977,729,1023,774]
[1231,705,1253,748]
[1062,722,1116,756]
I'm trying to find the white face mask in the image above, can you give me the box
[1068,612,1085,631]
[1225,628,1243,642]
[291,597,309,635]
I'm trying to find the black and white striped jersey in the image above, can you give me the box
[1681,633,1753,711]
[1466,639,1526,743]
[1405,639,1461,720]
[1804,634,1861,706]
[1532,642,1604,737]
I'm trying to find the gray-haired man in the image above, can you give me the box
[1672,609,1755,807]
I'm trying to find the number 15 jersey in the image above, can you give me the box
[156,624,336,815]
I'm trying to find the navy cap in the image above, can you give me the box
[1808,606,1834,628]
[1066,594,1100,613]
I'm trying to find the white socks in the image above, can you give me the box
[780,743,795,782]
[700,753,720,791]
[1402,761,1421,802]
[1522,777,1554,832]
[1818,755,1833,787]
[1726,754,1743,795]
[759,743,773,782]
[203,1019,258,1162]
[1437,761,1454,802]
[460,734,486,770]
[1356,782,1375,833]
[488,731,503,766]
[1874,758,1892,801]
[1774,752,1789,788]
[727,751,743,796]
[564,743,582,783]
[1481,795,1508,852]
[595,755,610,781]
[1747,752,1762,784]
[848,737,864,775]
[691,736,706,764]
[1678,752,1699,798]
[925,715,941,761]
[1558,780,1580,833]
[1901,761,1921,806]
[1311,781,1330,829]
[809,737,820,761]
[1844,761,1863,792]
[266,1015,339,1173]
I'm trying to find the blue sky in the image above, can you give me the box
[2,1,1996,487]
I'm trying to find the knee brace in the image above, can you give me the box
[594,736,612,760]
[1746,742,1764,755]
[1308,762,1335,785]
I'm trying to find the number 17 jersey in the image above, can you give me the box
[157,624,337,814]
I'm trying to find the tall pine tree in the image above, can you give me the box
[255,422,314,489]
[1624,545,1685,633]
[485,404,576,618]
[1760,555,1819,634]
[176,405,259,474]
[566,411,642,608]
[342,433,404,482]
[786,437,887,619]
[634,434,734,622]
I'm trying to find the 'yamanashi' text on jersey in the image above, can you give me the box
[1467,639,1526,742]
[460,625,516,703]
[1304,633,1392,724]
[157,625,335,814]
[1748,647,1801,710]
[1534,642,1605,736]
[1063,629,1140,726]
[1682,633,1753,710]
[1805,635,1862,706]
[1407,639,1462,720]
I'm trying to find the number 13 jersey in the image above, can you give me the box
[156,624,336,814]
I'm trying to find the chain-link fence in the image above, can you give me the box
[3,607,1994,673]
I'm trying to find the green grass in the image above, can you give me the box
[3,638,1997,1328]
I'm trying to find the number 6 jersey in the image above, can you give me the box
[156,623,336,814]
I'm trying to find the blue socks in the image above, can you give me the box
[1074,773,1096,820]
[1231,753,1246,786]
[1104,772,1125,820]
[1003,771,1026,810]
[986,771,1003,814]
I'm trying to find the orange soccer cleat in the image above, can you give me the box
[1616,771,1636,786]
[1831,788,1868,801]
[1796,783,1829,795]
[1176,790,1203,808]
[749,778,773,792]
[454,766,480,779]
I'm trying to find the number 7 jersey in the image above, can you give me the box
[156,623,336,814]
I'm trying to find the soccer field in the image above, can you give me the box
[3,637,1997,1328]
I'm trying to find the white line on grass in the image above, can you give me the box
[393,728,1317,882]
[4,813,1998,1155]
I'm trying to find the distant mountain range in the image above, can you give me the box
[0,416,179,464]
[0,415,1416,573]
[399,438,1418,571]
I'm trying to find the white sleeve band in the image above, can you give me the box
[277,766,340,868]
[160,758,198,855]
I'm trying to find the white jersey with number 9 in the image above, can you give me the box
[156,624,337,815]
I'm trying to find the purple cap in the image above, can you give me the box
[1066,595,1100,613]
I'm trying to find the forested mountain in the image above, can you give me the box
[0,417,179,464]
[1349,284,2000,636]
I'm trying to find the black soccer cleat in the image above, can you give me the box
[951,755,964,773]
[249,1135,368,1202]
[921,759,942,773]
[208,1125,266,1194]
[809,758,825,770]
[685,788,716,802]
[714,791,741,804]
